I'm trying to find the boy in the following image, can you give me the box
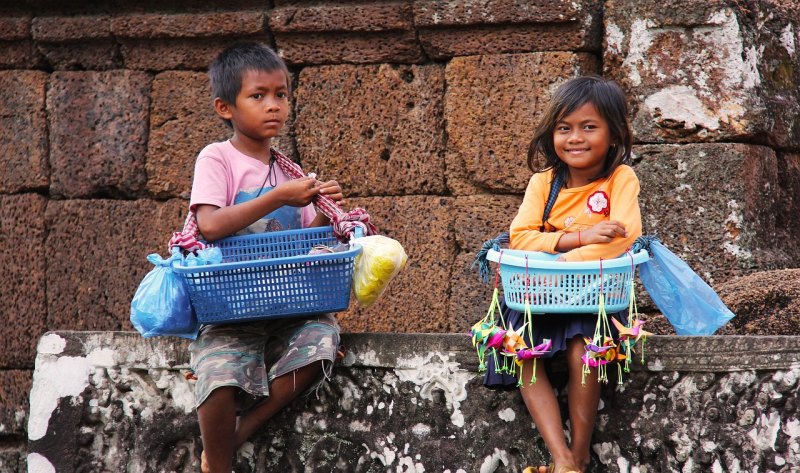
[188,42,345,473]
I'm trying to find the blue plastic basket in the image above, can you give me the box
[486,249,649,314]
[173,226,362,324]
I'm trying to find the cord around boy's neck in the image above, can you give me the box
[255,151,278,197]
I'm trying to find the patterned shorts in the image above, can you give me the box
[188,313,340,411]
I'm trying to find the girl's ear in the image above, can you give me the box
[213,97,234,121]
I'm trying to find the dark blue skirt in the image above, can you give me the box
[483,298,628,390]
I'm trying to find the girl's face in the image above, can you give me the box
[553,101,613,185]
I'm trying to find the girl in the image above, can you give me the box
[484,75,642,473]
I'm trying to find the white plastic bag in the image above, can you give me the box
[352,235,408,307]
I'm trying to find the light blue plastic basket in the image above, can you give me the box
[486,249,649,314]
[173,226,362,324]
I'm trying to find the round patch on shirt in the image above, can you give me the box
[587,190,610,216]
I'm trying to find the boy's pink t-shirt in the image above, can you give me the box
[189,140,316,236]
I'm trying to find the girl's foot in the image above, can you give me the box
[520,464,555,473]
[521,467,547,473]
[552,462,580,473]
[572,453,589,472]
[200,451,209,473]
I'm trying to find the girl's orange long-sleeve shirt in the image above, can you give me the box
[509,164,642,262]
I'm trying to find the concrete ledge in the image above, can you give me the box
[27,332,800,472]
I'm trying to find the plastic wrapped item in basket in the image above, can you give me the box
[173,226,362,324]
[486,248,649,313]
[350,235,408,307]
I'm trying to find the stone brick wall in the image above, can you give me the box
[1,0,799,469]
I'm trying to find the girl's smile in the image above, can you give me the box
[553,101,613,187]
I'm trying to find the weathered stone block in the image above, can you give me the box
[445,52,598,195]
[448,252,497,334]
[271,2,411,33]
[415,0,588,25]
[120,36,270,71]
[37,41,120,70]
[31,15,112,41]
[0,40,40,69]
[44,199,187,331]
[718,269,800,335]
[0,448,25,473]
[337,196,455,333]
[271,2,422,65]
[0,370,31,437]
[448,195,523,331]
[0,16,30,40]
[416,0,602,59]
[605,0,800,148]
[295,64,446,196]
[453,194,523,252]
[47,71,150,198]
[0,195,47,369]
[111,11,266,38]
[26,331,800,472]
[31,15,119,70]
[148,72,232,199]
[275,31,423,66]
[635,143,788,283]
[776,152,800,262]
[0,71,48,193]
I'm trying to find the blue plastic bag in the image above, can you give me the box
[130,250,199,339]
[638,239,734,335]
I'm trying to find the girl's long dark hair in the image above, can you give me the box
[527,75,633,183]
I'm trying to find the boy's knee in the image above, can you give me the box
[199,386,237,409]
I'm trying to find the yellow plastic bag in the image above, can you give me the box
[352,235,408,307]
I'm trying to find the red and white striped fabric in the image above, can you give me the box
[271,148,377,242]
[168,148,377,251]
[168,211,207,253]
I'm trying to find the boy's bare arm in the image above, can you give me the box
[196,177,320,241]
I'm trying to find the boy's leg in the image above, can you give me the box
[197,386,237,473]
[233,361,323,447]
[519,359,578,471]
[565,336,601,472]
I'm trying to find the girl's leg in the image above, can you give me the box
[197,386,237,473]
[233,361,323,448]
[565,336,601,472]
[519,359,578,471]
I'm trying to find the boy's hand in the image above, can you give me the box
[317,180,345,204]
[583,220,628,244]
[276,176,320,207]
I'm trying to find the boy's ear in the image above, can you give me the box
[213,97,234,121]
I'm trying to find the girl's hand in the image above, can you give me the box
[317,179,345,204]
[275,176,320,207]
[582,220,628,244]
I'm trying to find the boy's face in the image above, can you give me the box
[217,68,289,143]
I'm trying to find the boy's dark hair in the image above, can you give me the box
[209,42,290,127]
[527,75,633,182]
